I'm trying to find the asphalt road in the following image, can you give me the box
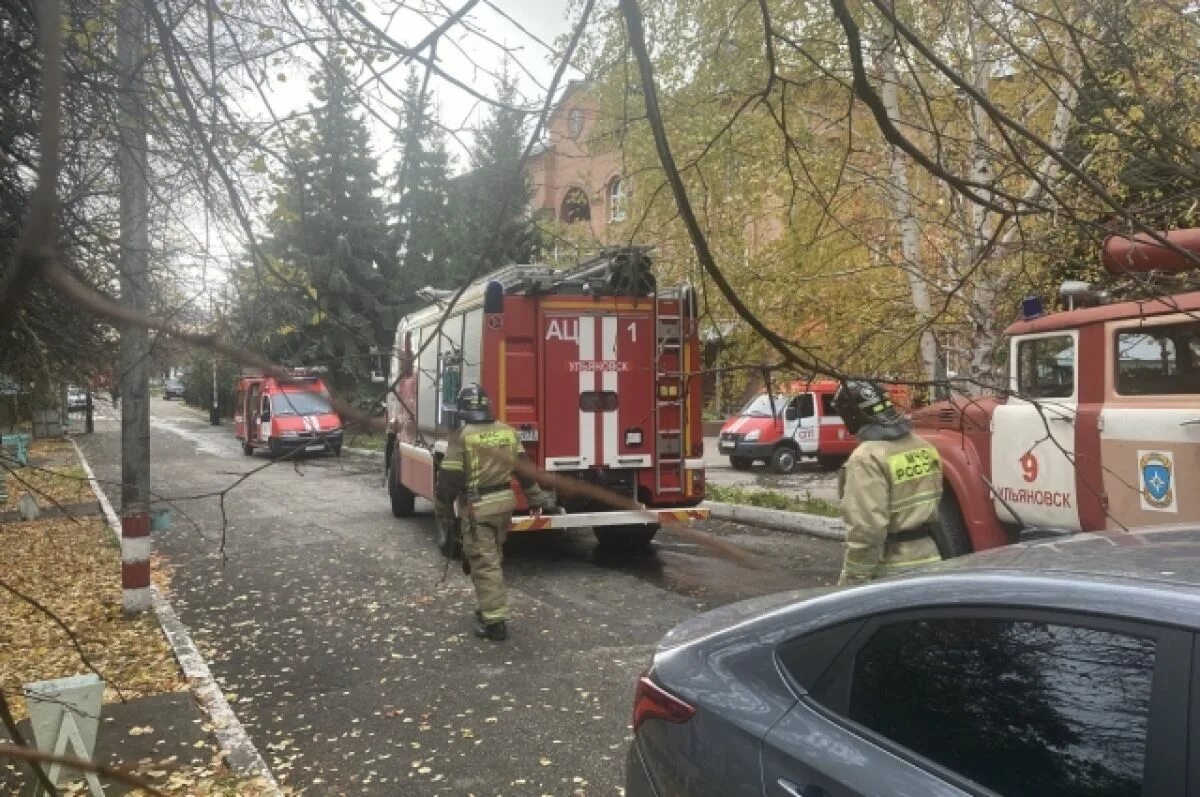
[79,398,843,796]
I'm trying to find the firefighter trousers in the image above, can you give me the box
[462,510,511,623]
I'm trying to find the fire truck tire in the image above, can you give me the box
[387,458,415,518]
[594,524,659,549]
[934,489,973,559]
[769,445,798,474]
[816,454,846,471]
[241,440,254,457]
[729,456,754,470]
[436,514,462,558]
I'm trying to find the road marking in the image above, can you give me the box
[71,439,283,795]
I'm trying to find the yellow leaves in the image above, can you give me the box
[1,442,185,723]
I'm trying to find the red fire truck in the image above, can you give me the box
[912,229,1200,556]
[384,249,709,556]
[234,369,343,457]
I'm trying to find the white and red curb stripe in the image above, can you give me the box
[70,439,283,795]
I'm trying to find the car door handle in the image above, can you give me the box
[778,779,828,797]
[1181,418,1200,427]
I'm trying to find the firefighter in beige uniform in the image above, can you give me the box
[436,384,548,641]
[832,380,944,585]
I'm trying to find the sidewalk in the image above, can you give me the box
[0,437,276,795]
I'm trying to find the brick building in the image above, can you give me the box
[526,81,629,244]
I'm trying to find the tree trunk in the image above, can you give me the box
[879,23,939,383]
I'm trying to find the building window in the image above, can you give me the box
[568,108,585,138]
[608,177,627,223]
[560,186,590,224]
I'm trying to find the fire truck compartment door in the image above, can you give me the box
[990,332,1081,529]
[541,311,653,469]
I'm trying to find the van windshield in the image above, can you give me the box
[272,391,332,416]
[738,394,787,418]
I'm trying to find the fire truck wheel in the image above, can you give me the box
[816,454,846,471]
[729,456,754,470]
[594,524,659,549]
[387,457,416,518]
[933,489,972,558]
[436,514,462,558]
[769,445,798,474]
[241,440,254,457]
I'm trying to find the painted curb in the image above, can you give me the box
[702,500,846,540]
[71,439,284,795]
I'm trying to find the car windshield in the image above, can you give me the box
[166,380,182,388]
[271,391,332,416]
[738,394,787,417]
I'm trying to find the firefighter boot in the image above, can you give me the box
[473,610,507,641]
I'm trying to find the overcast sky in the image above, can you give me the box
[186,1,580,289]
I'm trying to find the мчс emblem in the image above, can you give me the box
[1138,450,1176,512]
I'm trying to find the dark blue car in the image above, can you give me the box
[628,527,1200,796]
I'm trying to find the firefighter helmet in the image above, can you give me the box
[456,383,494,424]
[833,380,908,436]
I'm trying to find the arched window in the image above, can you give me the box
[560,186,591,224]
[568,108,585,138]
[608,177,628,223]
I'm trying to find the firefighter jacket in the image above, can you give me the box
[436,420,545,515]
[838,432,943,585]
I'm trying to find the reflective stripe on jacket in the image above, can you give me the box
[838,433,943,584]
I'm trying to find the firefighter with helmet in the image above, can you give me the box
[436,383,549,641]
[832,380,944,585]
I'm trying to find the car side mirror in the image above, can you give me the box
[784,406,799,421]
[260,410,270,422]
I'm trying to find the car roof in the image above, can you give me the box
[661,528,1200,657]
[928,526,1200,588]
[803,527,1200,631]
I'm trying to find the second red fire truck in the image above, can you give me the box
[384,249,710,556]
[913,229,1200,556]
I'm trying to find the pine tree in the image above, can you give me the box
[389,70,453,294]
[253,60,392,394]
[445,65,540,285]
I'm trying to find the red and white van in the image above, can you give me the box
[717,380,856,473]
[234,370,343,457]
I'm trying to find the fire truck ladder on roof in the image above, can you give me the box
[653,290,686,496]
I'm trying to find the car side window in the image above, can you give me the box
[844,618,1156,797]
[820,392,838,418]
